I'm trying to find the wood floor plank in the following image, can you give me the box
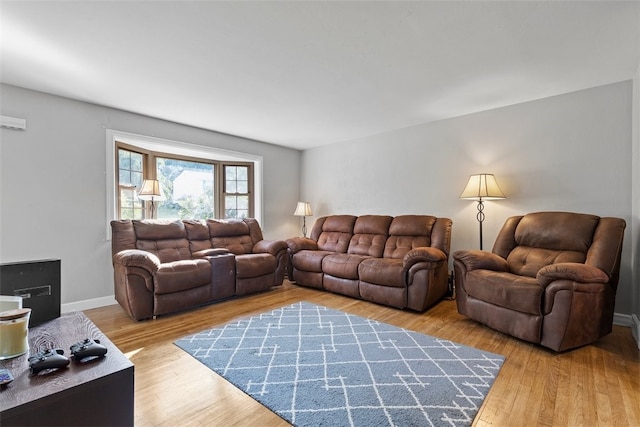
[83,281,640,427]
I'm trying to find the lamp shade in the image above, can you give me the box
[293,201,312,216]
[137,179,165,201]
[459,174,506,200]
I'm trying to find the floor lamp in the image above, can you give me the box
[293,201,312,237]
[460,174,506,250]
[137,179,164,219]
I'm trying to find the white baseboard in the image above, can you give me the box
[632,314,640,350]
[61,295,116,313]
[613,312,632,327]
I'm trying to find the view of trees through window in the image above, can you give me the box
[116,144,253,221]
[157,157,215,220]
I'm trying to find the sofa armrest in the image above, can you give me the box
[403,247,447,269]
[253,239,288,256]
[113,249,161,273]
[286,237,318,254]
[453,250,509,272]
[192,248,231,258]
[540,263,611,328]
[537,262,609,288]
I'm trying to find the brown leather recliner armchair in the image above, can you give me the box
[453,211,625,352]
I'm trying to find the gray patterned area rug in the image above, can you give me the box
[174,301,504,427]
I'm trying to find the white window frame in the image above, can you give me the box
[105,129,263,239]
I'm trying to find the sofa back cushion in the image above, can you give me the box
[207,219,254,255]
[384,215,437,259]
[311,215,357,253]
[505,212,599,277]
[132,220,191,263]
[111,220,137,256]
[183,219,212,253]
[347,215,393,257]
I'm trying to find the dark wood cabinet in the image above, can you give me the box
[0,312,134,426]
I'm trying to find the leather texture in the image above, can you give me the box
[454,211,626,352]
[287,214,453,312]
[111,218,287,320]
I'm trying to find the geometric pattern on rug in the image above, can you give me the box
[175,301,505,427]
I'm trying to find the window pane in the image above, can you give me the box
[237,181,248,193]
[237,166,248,181]
[119,150,131,169]
[226,166,236,181]
[156,157,215,220]
[227,181,237,193]
[121,208,134,219]
[130,153,142,171]
[237,196,249,209]
[119,170,131,186]
[132,171,143,189]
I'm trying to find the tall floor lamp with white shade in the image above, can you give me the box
[459,174,506,250]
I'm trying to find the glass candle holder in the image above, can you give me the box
[0,308,31,360]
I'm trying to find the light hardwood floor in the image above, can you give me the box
[84,281,640,426]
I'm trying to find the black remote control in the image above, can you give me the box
[28,349,70,375]
[70,338,107,362]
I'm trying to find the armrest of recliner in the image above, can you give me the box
[113,249,161,273]
[191,248,231,258]
[403,247,447,269]
[539,263,611,327]
[537,262,609,288]
[253,239,288,256]
[453,250,509,272]
[286,237,318,254]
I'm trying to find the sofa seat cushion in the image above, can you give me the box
[358,258,405,288]
[292,250,335,273]
[464,270,542,315]
[322,254,370,280]
[154,259,212,294]
[236,253,276,279]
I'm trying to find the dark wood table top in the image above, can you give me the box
[0,311,133,412]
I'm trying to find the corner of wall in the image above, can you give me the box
[633,64,640,349]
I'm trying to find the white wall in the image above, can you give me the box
[301,81,635,316]
[0,84,301,307]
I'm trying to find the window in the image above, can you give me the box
[117,148,145,220]
[224,165,252,219]
[115,143,254,220]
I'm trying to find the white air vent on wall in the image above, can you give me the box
[0,115,27,130]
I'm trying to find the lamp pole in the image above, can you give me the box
[476,198,485,250]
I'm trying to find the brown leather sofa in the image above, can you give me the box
[110,218,287,320]
[287,214,453,312]
[453,211,626,351]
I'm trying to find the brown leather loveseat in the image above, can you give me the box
[287,214,453,312]
[111,218,287,320]
[453,211,626,351]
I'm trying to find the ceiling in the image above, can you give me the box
[1,1,639,150]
